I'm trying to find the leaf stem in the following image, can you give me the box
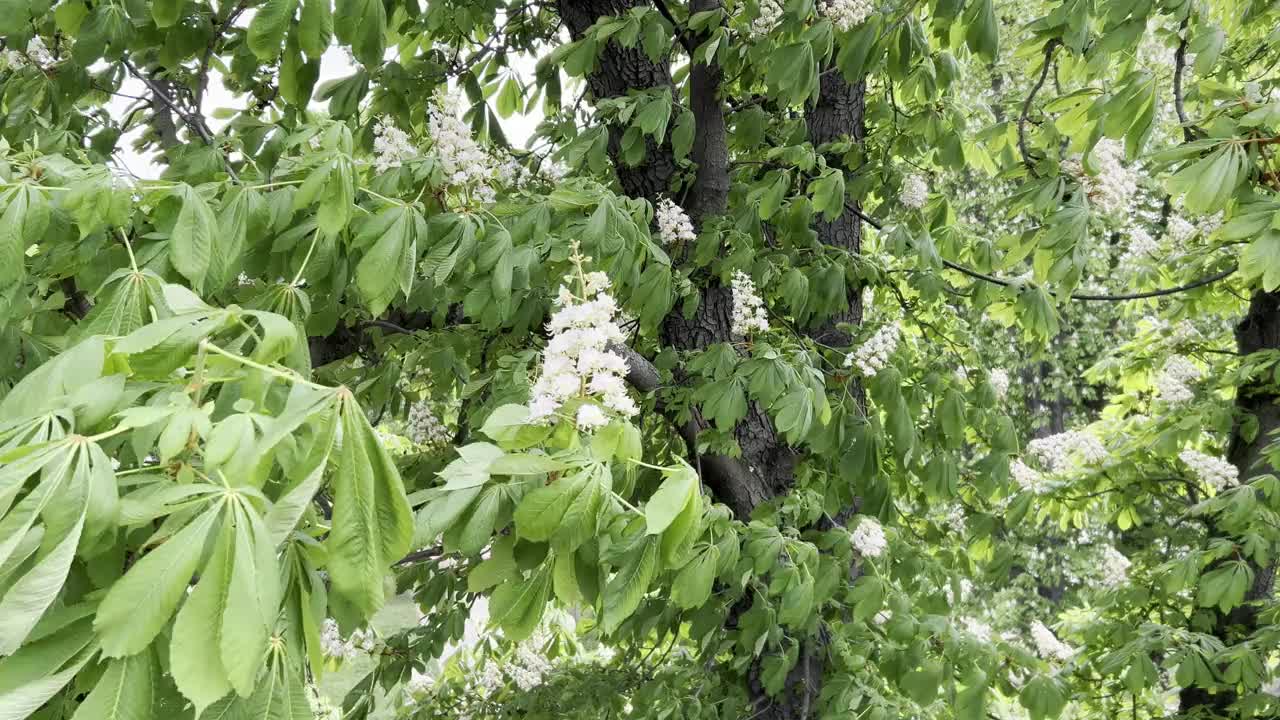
[117,229,139,273]
[199,340,331,390]
[291,228,321,286]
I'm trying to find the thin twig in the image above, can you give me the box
[121,56,240,182]
[653,0,696,55]
[1018,39,1061,175]
[196,1,248,113]
[1173,22,1199,143]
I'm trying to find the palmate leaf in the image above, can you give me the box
[326,393,413,617]
[170,515,234,712]
[0,643,97,720]
[70,650,155,720]
[94,506,221,657]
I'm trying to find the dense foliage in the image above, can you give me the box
[1,0,1279,719]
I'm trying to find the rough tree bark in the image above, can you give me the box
[1180,289,1280,715]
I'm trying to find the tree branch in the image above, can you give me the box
[196,0,249,113]
[1018,39,1061,175]
[842,201,1237,302]
[652,0,695,55]
[122,56,240,182]
[1173,20,1199,143]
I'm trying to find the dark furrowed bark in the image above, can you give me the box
[1181,289,1280,716]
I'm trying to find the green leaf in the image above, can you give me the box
[671,546,718,609]
[72,650,155,720]
[151,0,182,27]
[489,566,551,642]
[248,0,298,58]
[514,473,584,542]
[355,207,415,315]
[94,506,219,657]
[327,396,413,617]
[1020,675,1068,720]
[0,645,96,720]
[603,537,658,633]
[170,184,218,292]
[170,519,233,712]
[298,0,334,58]
[645,463,697,535]
[335,0,386,66]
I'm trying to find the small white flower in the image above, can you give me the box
[575,404,608,432]
[819,0,875,31]
[1011,459,1043,493]
[989,369,1010,399]
[1026,430,1107,474]
[750,0,784,37]
[730,270,769,336]
[1179,449,1238,492]
[844,322,900,377]
[655,198,696,245]
[1029,620,1074,661]
[1063,139,1136,217]
[899,173,928,209]
[372,118,416,173]
[850,517,887,558]
[1154,356,1200,404]
[1165,215,1196,245]
[407,401,450,449]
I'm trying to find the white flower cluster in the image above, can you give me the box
[899,173,929,209]
[1029,620,1074,661]
[1165,215,1196,245]
[960,616,994,643]
[1099,546,1131,587]
[372,118,417,173]
[844,321,900,377]
[751,0,784,37]
[943,504,967,535]
[319,619,377,660]
[528,259,637,432]
[3,37,53,69]
[1179,449,1239,492]
[730,270,770,336]
[655,198,696,245]
[1118,227,1160,267]
[405,669,433,697]
[428,89,500,204]
[990,368,1010,399]
[943,578,973,606]
[407,400,451,449]
[850,517,887,558]
[1063,139,1136,216]
[1010,459,1044,493]
[1026,430,1107,474]
[819,0,875,31]
[1154,356,1200,404]
[509,642,554,691]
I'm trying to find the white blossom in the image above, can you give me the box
[1165,215,1196,245]
[1118,227,1160,267]
[730,270,769,336]
[819,0,875,31]
[844,322,900,377]
[655,198,696,245]
[319,619,374,660]
[989,369,1010,399]
[1154,356,1200,404]
[539,159,570,184]
[1099,546,1131,587]
[527,250,636,430]
[750,0,784,37]
[1179,449,1238,492]
[407,401,450,448]
[850,517,887,558]
[428,89,498,204]
[372,118,416,173]
[5,37,54,69]
[1029,620,1074,661]
[406,668,433,697]
[1026,430,1107,474]
[1063,139,1136,217]
[960,616,994,642]
[899,173,929,209]
[1011,459,1044,493]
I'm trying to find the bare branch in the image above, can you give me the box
[1018,39,1061,175]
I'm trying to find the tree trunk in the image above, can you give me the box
[1180,289,1280,715]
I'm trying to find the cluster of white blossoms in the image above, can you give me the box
[3,36,54,68]
[989,368,1011,399]
[1062,139,1136,216]
[819,0,875,31]
[528,254,637,432]
[428,89,501,204]
[1026,430,1107,473]
[850,517,887,558]
[899,173,929,209]
[844,321,901,376]
[1118,227,1160,268]
[319,619,377,660]
[1099,546,1131,587]
[407,400,451,449]
[959,616,994,643]
[655,198,696,245]
[372,118,417,173]
[1179,449,1239,492]
[1165,215,1197,245]
[1154,355,1200,404]
[508,641,555,691]
[750,0,784,37]
[1029,620,1075,661]
[730,270,770,336]
[1010,458,1044,493]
